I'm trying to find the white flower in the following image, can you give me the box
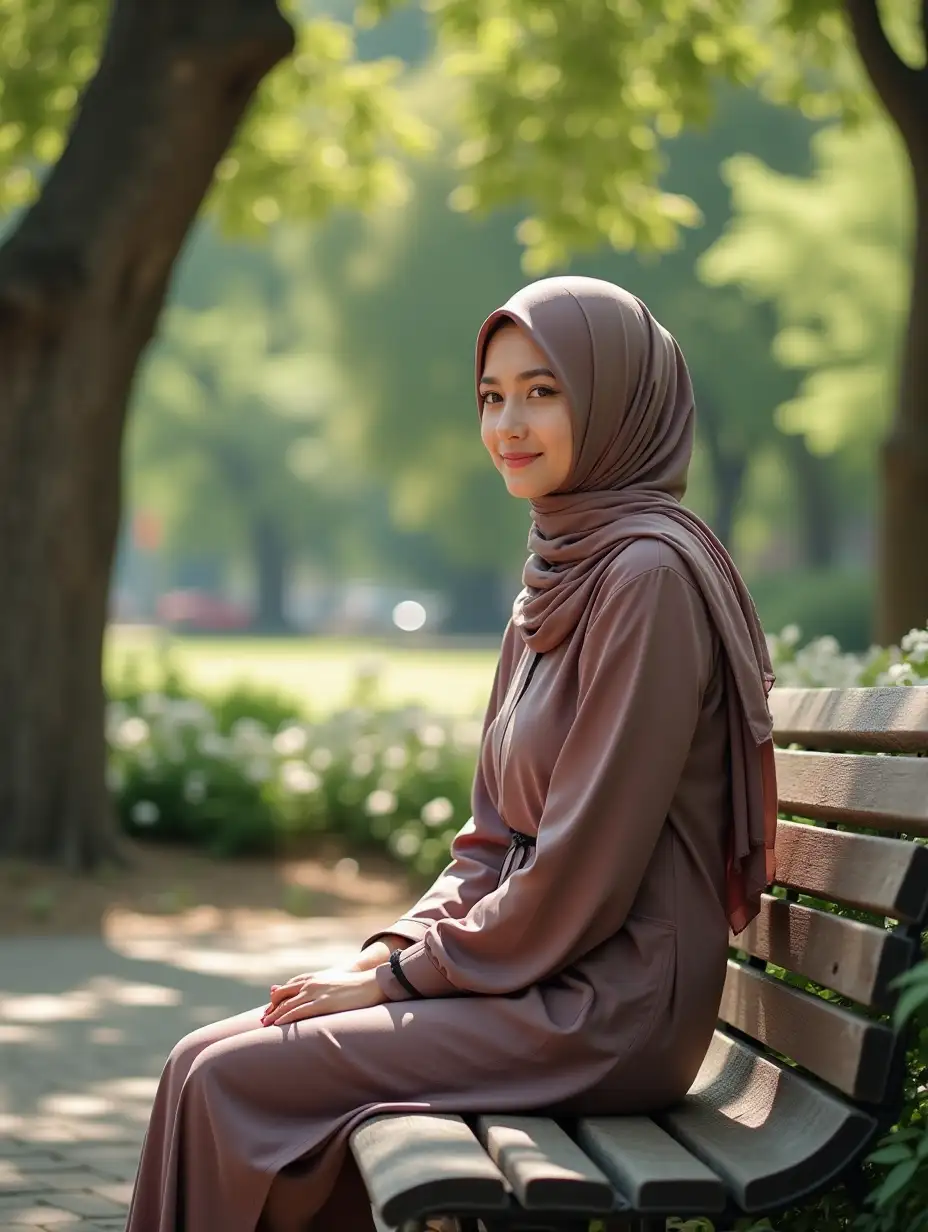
[351,752,375,777]
[273,726,308,757]
[139,692,168,718]
[900,628,928,665]
[383,745,408,771]
[245,757,272,784]
[168,698,212,727]
[309,747,333,772]
[885,662,919,686]
[366,789,397,816]
[391,830,421,858]
[131,800,160,826]
[280,762,320,794]
[115,717,149,750]
[418,723,447,749]
[199,732,228,759]
[421,797,454,827]
[231,718,271,753]
[779,624,801,647]
[184,772,207,804]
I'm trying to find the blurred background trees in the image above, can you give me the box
[0,0,923,861]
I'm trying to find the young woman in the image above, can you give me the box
[125,276,777,1232]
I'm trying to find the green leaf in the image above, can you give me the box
[868,1142,915,1165]
[873,1158,919,1207]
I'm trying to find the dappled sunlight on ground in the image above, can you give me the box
[0,914,386,1227]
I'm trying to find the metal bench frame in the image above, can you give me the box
[350,686,928,1232]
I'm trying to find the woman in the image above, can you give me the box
[125,276,777,1232]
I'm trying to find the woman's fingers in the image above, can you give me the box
[268,975,309,1005]
[272,999,319,1026]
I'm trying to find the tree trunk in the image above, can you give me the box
[696,393,747,548]
[879,164,928,641]
[783,435,838,569]
[252,518,292,634]
[845,0,928,642]
[0,0,294,866]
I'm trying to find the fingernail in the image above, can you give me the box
[271,985,279,991]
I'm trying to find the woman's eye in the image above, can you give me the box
[482,391,502,406]
[529,384,558,398]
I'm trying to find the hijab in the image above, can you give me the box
[475,276,777,935]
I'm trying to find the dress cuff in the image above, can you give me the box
[361,917,431,951]
[374,938,458,1001]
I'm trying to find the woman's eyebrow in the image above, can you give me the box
[479,367,557,385]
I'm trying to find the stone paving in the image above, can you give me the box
[0,918,373,1230]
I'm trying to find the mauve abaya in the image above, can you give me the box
[125,277,775,1232]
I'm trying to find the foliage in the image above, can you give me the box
[701,117,911,462]
[3,1,921,270]
[106,660,481,867]
[750,567,874,652]
[0,0,432,221]
[129,228,367,606]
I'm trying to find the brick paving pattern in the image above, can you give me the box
[0,922,368,1229]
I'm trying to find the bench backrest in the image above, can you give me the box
[724,686,928,1114]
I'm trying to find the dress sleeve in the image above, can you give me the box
[361,621,522,950]
[376,564,716,1000]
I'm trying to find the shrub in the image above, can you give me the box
[106,669,482,871]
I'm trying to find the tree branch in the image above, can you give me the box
[0,0,295,324]
[844,0,925,139]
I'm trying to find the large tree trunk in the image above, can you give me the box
[846,0,928,642]
[0,0,294,866]
[252,517,292,634]
[696,393,747,548]
[783,435,838,569]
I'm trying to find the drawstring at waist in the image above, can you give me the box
[496,828,536,889]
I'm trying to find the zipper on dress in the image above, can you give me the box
[496,829,537,889]
[495,650,540,820]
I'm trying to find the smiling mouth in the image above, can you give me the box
[502,454,541,469]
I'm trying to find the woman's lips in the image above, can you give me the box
[502,453,541,470]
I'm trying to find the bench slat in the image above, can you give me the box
[577,1116,725,1214]
[659,1031,877,1213]
[774,820,928,924]
[476,1116,616,1212]
[719,960,894,1102]
[350,1114,509,1226]
[775,749,928,836]
[731,892,916,1010]
[770,686,928,753]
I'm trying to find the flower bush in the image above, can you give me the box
[107,660,483,871]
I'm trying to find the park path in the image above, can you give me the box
[0,917,373,1230]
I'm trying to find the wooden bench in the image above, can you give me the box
[350,685,928,1231]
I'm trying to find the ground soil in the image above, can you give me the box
[0,837,414,940]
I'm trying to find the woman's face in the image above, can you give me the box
[479,323,574,500]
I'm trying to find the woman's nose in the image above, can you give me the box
[496,396,526,436]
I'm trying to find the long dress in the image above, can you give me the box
[124,539,733,1232]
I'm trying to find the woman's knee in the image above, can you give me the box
[166,1009,259,1080]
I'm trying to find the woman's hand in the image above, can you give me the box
[261,967,387,1026]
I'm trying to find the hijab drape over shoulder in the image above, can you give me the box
[475,276,777,935]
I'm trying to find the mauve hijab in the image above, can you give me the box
[475,275,777,935]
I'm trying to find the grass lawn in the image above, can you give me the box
[104,625,499,717]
